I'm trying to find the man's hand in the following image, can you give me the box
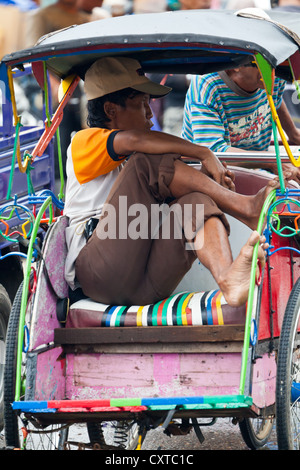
[200,151,235,191]
[280,162,300,184]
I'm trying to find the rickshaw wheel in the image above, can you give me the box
[4,279,69,450]
[238,416,274,450]
[0,284,11,432]
[3,279,144,450]
[4,280,25,447]
[276,277,300,450]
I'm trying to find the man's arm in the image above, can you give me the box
[113,129,235,190]
[222,101,300,183]
[277,100,300,145]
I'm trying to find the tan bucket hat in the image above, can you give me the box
[84,56,171,100]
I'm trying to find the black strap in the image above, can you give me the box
[191,418,205,444]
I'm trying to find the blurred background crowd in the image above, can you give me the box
[0,0,274,61]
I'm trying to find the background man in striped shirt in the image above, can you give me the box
[182,63,300,182]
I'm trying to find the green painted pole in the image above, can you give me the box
[239,189,276,395]
[271,118,285,194]
[15,196,53,401]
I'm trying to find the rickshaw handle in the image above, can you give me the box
[30,75,80,162]
[14,196,53,402]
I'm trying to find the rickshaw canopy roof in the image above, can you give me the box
[2,9,300,81]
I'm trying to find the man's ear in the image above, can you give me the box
[104,101,117,120]
[227,68,239,75]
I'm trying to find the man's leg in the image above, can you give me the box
[76,154,273,306]
[169,159,279,230]
[75,153,181,305]
[145,196,267,308]
[193,217,267,307]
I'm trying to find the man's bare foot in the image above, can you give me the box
[218,231,268,307]
[241,171,295,230]
[239,178,280,230]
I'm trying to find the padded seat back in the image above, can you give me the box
[66,290,246,328]
[42,215,69,299]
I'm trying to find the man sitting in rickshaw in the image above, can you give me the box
[63,56,286,309]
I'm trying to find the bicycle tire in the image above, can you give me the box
[4,279,71,450]
[3,281,23,447]
[0,285,11,432]
[276,277,300,450]
[239,416,273,450]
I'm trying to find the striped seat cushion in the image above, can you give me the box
[66,290,246,328]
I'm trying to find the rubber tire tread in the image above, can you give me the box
[276,276,300,450]
[3,281,23,448]
[0,285,11,432]
[239,417,273,450]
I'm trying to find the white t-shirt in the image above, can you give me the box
[63,128,125,289]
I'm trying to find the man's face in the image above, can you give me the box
[233,66,265,93]
[114,93,154,131]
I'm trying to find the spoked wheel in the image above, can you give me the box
[0,285,11,432]
[7,418,70,450]
[4,277,74,450]
[276,277,300,450]
[4,278,146,450]
[239,416,274,450]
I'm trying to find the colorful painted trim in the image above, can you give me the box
[12,395,253,413]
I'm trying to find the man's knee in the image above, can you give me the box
[176,192,216,207]
[125,152,179,201]
[174,192,229,235]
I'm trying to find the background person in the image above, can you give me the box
[182,62,300,182]
[272,0,300,128]
[24,0,103,185]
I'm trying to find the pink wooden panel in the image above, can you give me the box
[251,352,276,409]
[30,217,68,350]
[32,349,276,410]
[30,283,60,350]
[33,347,66,401]
[64,352,242,400]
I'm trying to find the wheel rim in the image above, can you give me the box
[250,417,274,442]
[14,418,69,450]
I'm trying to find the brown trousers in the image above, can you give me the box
[75,153,229,305]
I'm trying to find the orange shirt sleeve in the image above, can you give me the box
[71,128,126,184]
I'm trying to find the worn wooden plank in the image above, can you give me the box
[54,325,245,345]
[60,342,243,354]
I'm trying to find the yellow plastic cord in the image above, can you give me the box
[254,53,300,168]
[267,93,300,167]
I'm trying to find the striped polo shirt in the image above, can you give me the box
[182,71,285,152]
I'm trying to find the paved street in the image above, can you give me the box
[142,419,278,450]
[0,418,278,450]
